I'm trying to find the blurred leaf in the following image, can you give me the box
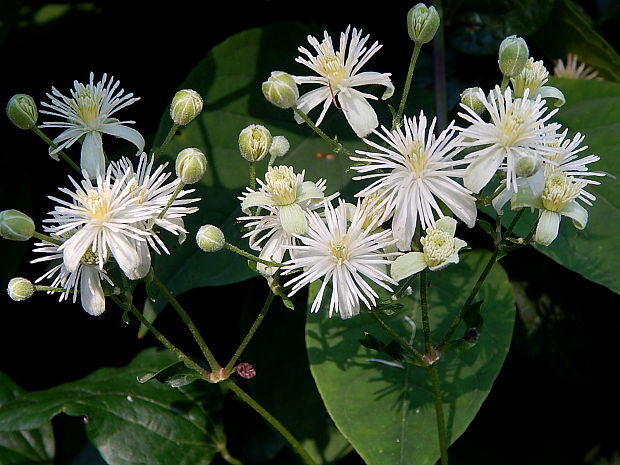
[306,250,515,465]
[0,372,55,465]
[0,349,224,465]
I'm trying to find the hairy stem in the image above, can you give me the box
[429,364,450,465]
[224,242,283,268]
[394,42,422,129]
[158,182,185,220]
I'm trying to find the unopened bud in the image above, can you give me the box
[170,89,203,126]
[262,71,299,109]
[407,3,440,44]
[514,150,540,178]
[6,94,38,130]
[239,124,272,162]
[498,35,529,78]
[196,224,225,252]
[460,87,487,115]
[269,136,290,158]
[7,278,35,301]
[0,209,35,241]
[175,148,207,184]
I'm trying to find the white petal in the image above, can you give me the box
[296,181,325,203]
[535,210,561,246]
[241,192,272,213]
[463,148,505,194]
[294,87,331,124]
[348,71,394,99]
[100,123,145,154]
[280,203,308,235]
[434,217,457,236]
[132,239,152,279]
[511,180,544,209]
[80,266,106,316]
[107,232,142,279]
[561,201,588,230]
[391,252,427,281]
[538,86,566,107]
[338,88,379,138]
[81,132,105,180]
[62,227,94,273]
[492,183,514,214]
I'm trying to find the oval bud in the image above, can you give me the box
[498,35,529,78]
[239,124,272,162]
[0,209,35,241]
[175,147,207,184]
[7,277,35,301]
[514,150,541,178]
[170,89,203,126]
[262,71,299,109]
[269,135,290,158]
[196,224,225,252]
[407,3,440,44]
[460,87,487,115]
[6,94,38,130]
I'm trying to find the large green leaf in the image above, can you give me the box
[306,250,515,465]
[0,372,55,465]
[0,349,224,465]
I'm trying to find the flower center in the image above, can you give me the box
[421,228,455,268]
[80,189,110,223]
[329,236,350,263]
[513,58,548,97]
[498,104,529,147]
[316,41,347,87]
[265,166,298,206]
[541,172,582,212]
[405,140,428,175]
[73,84,103,127]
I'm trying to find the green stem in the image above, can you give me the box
[431,0,447,133]
[224,242,283,268]
[34,285,66,293]
[500,76,510,92]
[225,289,274,375]
[419,269,433,357]
[32,231,62,245]
[369,312,425,364]
[31,126,81,174]
[225,380,317,465]
[292,107,352,156]
[497,208,525,245]
[152,123,180,160]
[150,274,221,372]
[393,42,422,129]
[249,161,256,191]
[429,364,450,465]
[158,182,185,219]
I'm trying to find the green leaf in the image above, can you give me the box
[0,372,55,465]
[476,218,496,238]
[0,349,224,465]
[462,300,484,332]
[137,361,203,388]
[306,250,515,465]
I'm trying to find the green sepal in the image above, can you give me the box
[477,219,496,238]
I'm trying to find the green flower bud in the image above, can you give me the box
[269,135,290,158]
[170,89,203,126]
[175,147,207,184]
[514,150,540,178]
[0,209,35,241]
[196,224,225,252]
[262,71,299,109]
[407,3,440,44]
[498,35,529,78]
[6,94,38,130]
[460,87,487,115]
[239,124,272,162]
[7,277,35,301]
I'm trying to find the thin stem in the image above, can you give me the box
[419,269,433,356]
[150,274,221,372]
[429,364,450,465]
[30,126,81,174]
[431,0,447,133]
[34,285,66,293]
[393,43,422,129]
[249,161,256,191]
[292,107,352,156]
[225,289,275,375]
[224,242,283,268]
[498,208,525,245]
[368,312,426,364]
[32,231,62,245]
[152,123,180,160]
[225,380,317,465]
[158,182,185,220]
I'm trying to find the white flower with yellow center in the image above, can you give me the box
[553,54,602,81]
[284,199,398,319]
[390,217,467,281]
[40,73,145,179]
[292,26,394,138]
[511,57,565,107]
[350,112,477,251]
[457,86,561,194]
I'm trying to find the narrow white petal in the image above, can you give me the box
[463,148,505,194]
[81,132,105,180]
[338,88,378,138]
[241,192,273,213]
[80,266,106,316]
[100,123,145,154]
[538,86,566,107]
[535,210,561,246]
[107,232,142,279]
[561,201,588,230]
[391,252,427,281]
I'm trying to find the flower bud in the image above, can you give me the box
[239,124,272,162]
[269,135,290,158]
[407,3,440,44]
[460,87,487,115]
[262,71,299,109]
[196,224,225,252]
[6,94,38,130]
[514,150,541,178]
[7,277,35,301]
[498,35,529,78]
[0,209,35,241]
[170,89,203,126]
[175,148,207,184]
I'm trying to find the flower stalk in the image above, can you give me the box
[293,107,352,156]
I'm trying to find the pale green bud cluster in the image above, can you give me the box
[407,3,440,44]
[6,94,38,130]
[262,71,299,109]
[239,124,272,162]
[170,89,203,126]
[498,35,529,78]
[269,135,290,158]
[0,209,35,241]
[514,150,540,178]
[460,87,486,115]
[175,148,207,184]
[7,277,35,301]
[196,224,225,252]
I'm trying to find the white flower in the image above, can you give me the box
[31,239,113,316]
[457,86,561,194]
[391,217,467,281]
[284,199,398,319]
[292,26,394,138]
[350,112,477,251]
[40,73,145,179]
[238,166,329,275]
[511,57,565,107]
[553,53,602,80]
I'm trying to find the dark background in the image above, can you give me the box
[1,1,619,464]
